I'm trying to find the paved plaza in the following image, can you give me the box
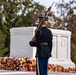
[0,70,76,75]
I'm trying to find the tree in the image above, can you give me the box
[0,30,8,57]
[53,0,76,65]
[0,0,45,56]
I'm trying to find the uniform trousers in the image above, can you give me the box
[36,57,48,75]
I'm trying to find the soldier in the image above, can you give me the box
[29,17,53,75]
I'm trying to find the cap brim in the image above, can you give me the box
[39,16,48,21]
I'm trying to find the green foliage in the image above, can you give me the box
[0,31,5,49]
[0,30,9,57]
[0,0,45,57]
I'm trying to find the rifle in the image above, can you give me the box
[31,2,54,75]
[31,2,54,42]
[37,2,54,30]
[36,3,54,75]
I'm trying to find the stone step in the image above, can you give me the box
[0,70,76,75]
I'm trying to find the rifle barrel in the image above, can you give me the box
[37,2,54,30]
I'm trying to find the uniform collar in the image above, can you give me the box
[41,25,46,28]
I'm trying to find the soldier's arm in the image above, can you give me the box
[29,30,41,47]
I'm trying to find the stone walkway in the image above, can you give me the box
[0,70,76,75]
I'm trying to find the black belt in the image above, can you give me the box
[41,42,48,45]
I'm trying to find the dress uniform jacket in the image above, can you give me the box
[29,26,53,58]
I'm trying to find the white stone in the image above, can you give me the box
[10,27,36,58]
[0,70,76,75]
[10,27,75,68]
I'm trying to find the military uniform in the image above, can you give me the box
[29,16,53,75]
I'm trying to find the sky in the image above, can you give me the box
[33,0,76,15]
[33,0,70,14]
[34,0,69,8]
